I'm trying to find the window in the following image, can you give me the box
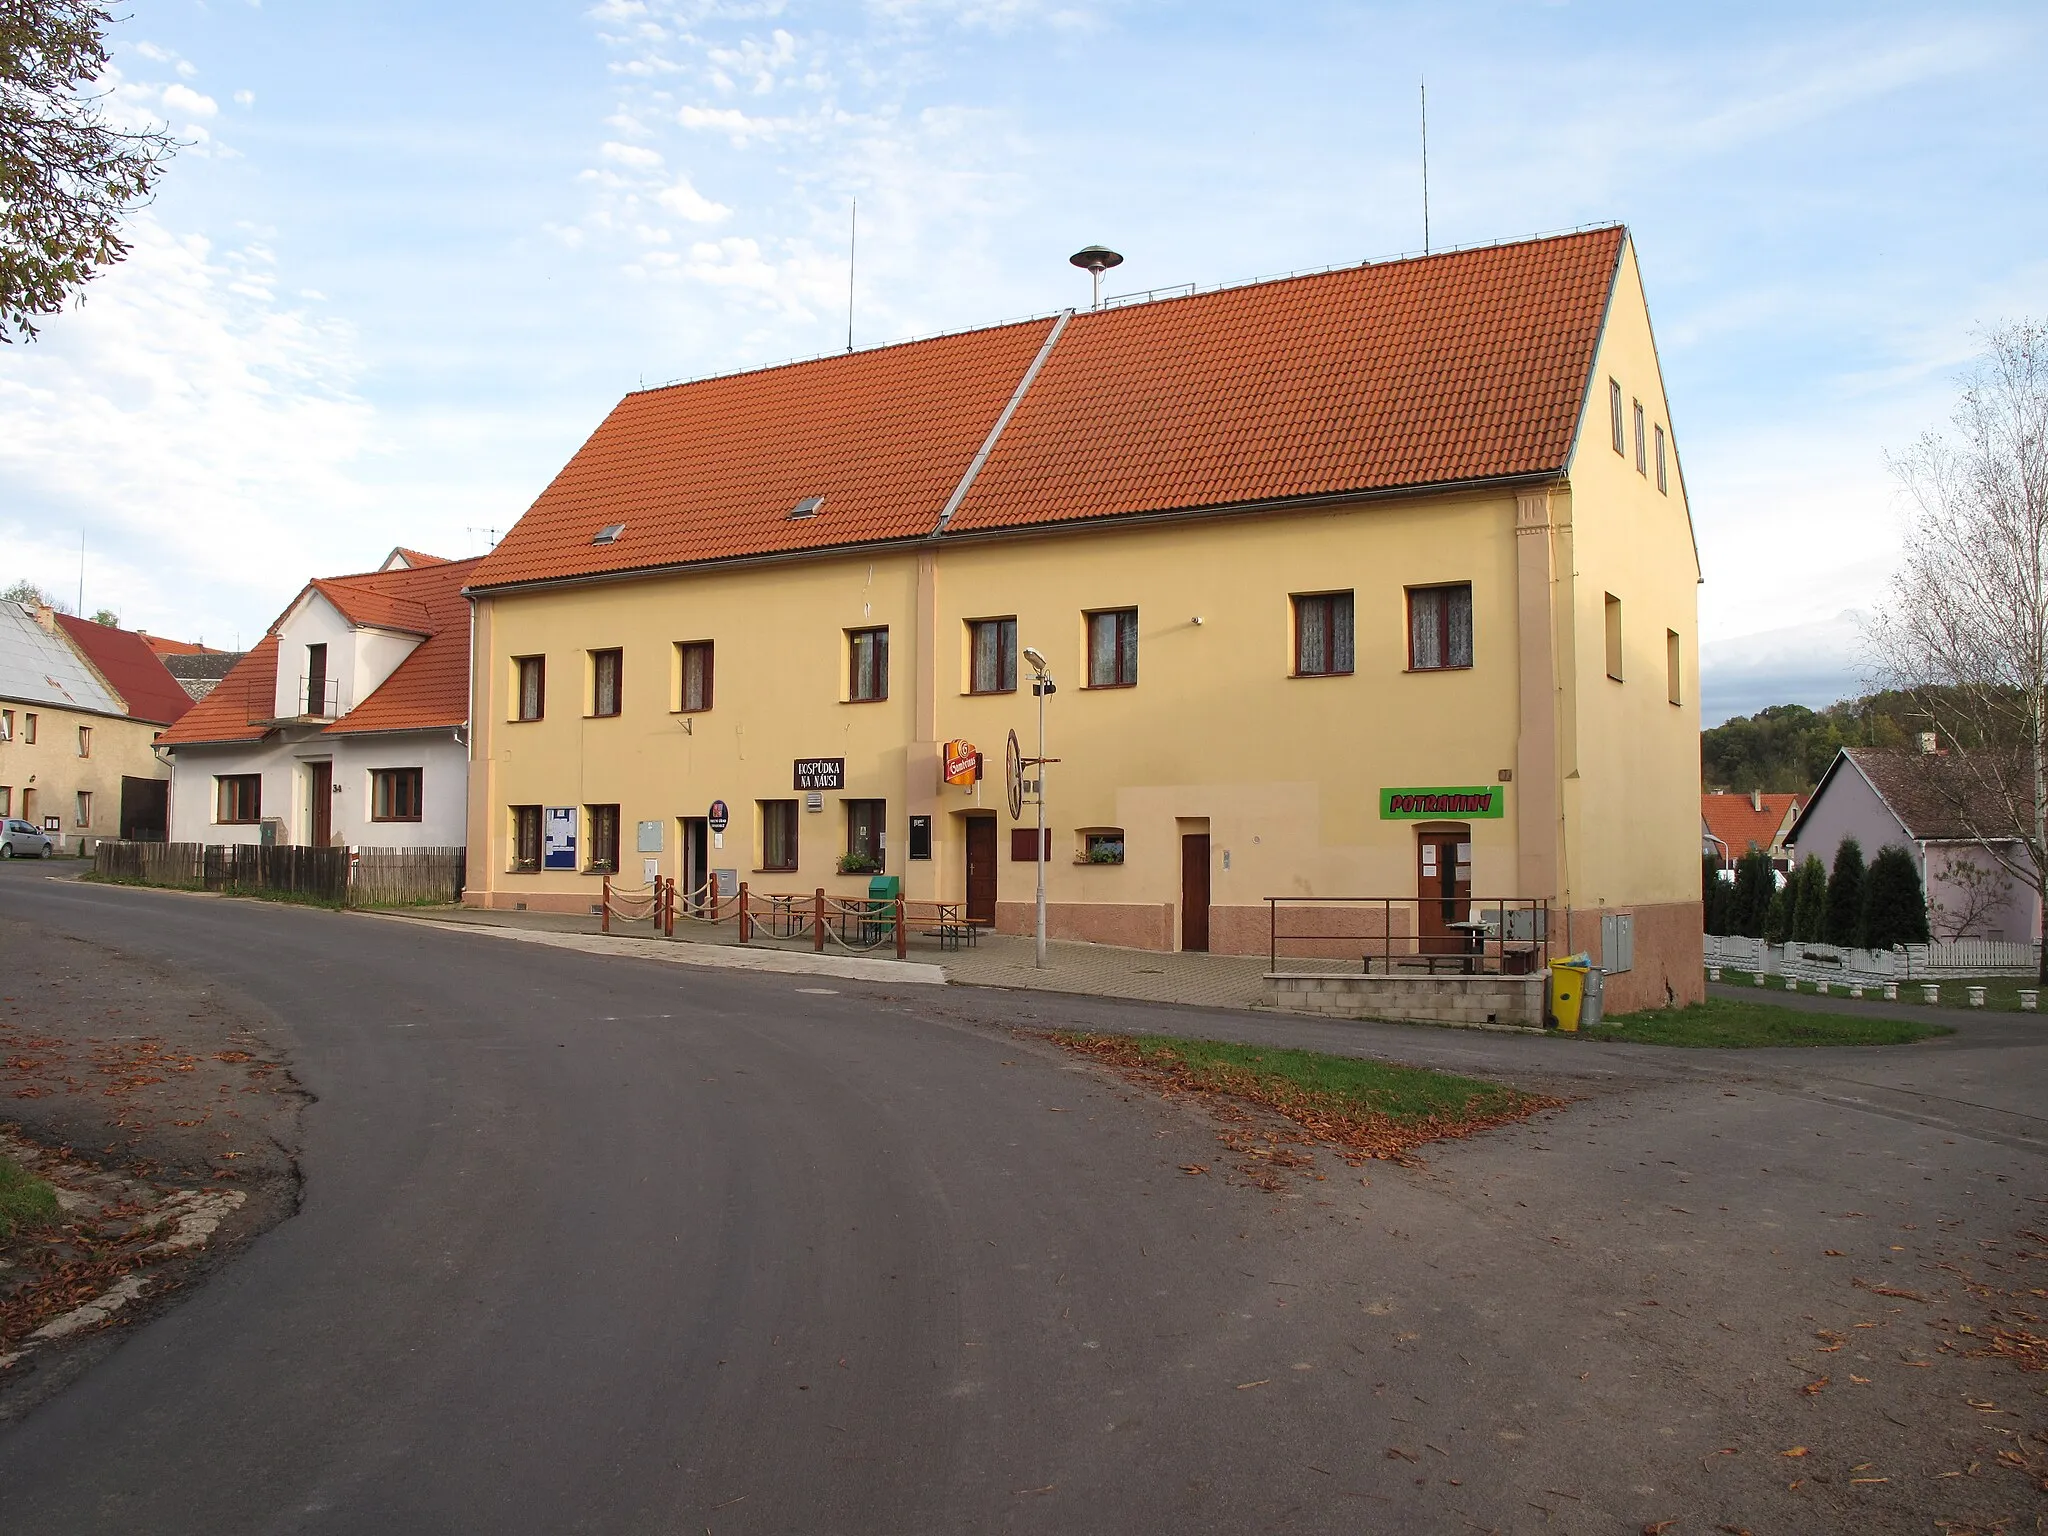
[968,618,1017,694]
[515,656,545,721]
[1609,379,1624,454]
[1085,608,1138,688]
[305,643,329,715]
[760,800,799,871]
[677,641,713,712]
[1011,828,1052,861]
[848,627,889,702]
[1407,584,1473,671]
[1654,425,1668,494]
[591,649,622,717]
[1605,594,1624,681]
[585,803,620,872]
[372,767,424,822]
[845,799,886,869]
[77,726,91,757]
[22,713,35,744]
[511,805,542,872]
[216,774,261,824]
[1666,629,1682,706]
[1292,591,1354,677]
[1633,400,1647,475]
[0,788,9,817]
[1082,829,1125,865]
[75,791,91,827]
[1,710,12,741]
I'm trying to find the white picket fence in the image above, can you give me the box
[1705,933,2041,982]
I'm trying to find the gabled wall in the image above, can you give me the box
[1557,235,1704,1007]
[272,593,421,720]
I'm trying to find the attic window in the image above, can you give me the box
[591,523,626,545]
[788,497,824,520]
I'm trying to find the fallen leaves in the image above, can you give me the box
[1780,1447,1809,1458]
[1800,1376,1830,1396]
[1853,1278,1931,1303]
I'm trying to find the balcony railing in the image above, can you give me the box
[299,676,339,717]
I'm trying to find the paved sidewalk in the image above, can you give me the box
[378,903,1286,1009]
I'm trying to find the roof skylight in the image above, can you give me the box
[788,497,824,520]
[591,523,626,544]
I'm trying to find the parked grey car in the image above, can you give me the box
[0,819,54,858]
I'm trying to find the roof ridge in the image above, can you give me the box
[633,223,1627,397]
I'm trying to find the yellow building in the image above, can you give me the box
[464,227,1703,1013]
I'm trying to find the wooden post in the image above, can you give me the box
[739,882,750,942]
[895,896,906,960]
[601,875,611,934]
[814,888,826,952]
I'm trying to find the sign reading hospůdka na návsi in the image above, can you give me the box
[1379,786,1506,819]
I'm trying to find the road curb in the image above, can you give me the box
[356,913,949,986]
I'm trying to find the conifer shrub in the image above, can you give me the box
[1862,844,1931,949]
[1825,838,1866,947]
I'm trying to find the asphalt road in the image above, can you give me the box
[1,867,2044,1534]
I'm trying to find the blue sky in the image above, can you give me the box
[1,1,2042,718]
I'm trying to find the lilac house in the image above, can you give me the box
[1788,747,2042,944]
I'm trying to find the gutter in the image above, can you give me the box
[461,468,1569,601]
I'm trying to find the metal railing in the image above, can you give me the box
[1267,896,1551,977]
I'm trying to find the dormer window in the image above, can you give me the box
[592,523,626,545]
[788,497,824,520]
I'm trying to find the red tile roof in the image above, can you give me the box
[155,634,278,745]
[137,632,224,657]
[322,557,481,736]
[1701,792,1803,861]
[55,614,196,725]
[156,557,481,746]
[470,227,1627,591]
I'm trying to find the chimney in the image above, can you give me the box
[1919,731,1938,755]
[1750,788,1762,813]
[30,601,55,632]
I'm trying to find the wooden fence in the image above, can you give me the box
[92,841,464,907]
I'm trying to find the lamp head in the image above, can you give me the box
[1022,646,1049,672]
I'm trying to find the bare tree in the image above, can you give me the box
[1925,853,2010,941]
[1869,321,2048,980]
[2,0,176,341]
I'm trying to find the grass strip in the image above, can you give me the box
[1051,1032,1561,1161]
[0,1152,60,1239]
[1578,996,1953,1048]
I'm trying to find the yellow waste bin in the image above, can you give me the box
[1548,954,1592,1031]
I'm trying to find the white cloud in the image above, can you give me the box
[162,83,219,119]
[600,139,664,168]
[0,217,375,641]
[234,89,256,107]
[655,177,732,223]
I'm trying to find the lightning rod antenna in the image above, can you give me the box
[846,197,857,353]
[1420,78,1430,255]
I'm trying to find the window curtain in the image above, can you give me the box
[1410,589,1442,670]
[1446,586,1473,668]
[1089,614,1116,686]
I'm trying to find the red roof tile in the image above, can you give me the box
[154,634,279,745]
[137,633,224,657]
[321,558,481,736]
[157,558,481,746]
[55,614,197,725]
[1702,793,1803,860]
[470,227,1626,591]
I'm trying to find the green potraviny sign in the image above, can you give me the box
[1379,786,1506,819]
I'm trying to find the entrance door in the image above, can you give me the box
[1181,833,1211,952]
[681,818,709,912]
[1416,829,1472,955]
[964,816,998,925]
[309,762,333,847]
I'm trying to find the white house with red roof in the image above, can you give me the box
[156,550,479,849]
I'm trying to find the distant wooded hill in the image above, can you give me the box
[1700,693,1929,794]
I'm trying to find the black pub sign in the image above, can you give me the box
[794,757,846,791]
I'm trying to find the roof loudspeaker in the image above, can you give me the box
[1069,245,1123,310]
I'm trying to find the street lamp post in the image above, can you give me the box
[1023,647,1056,967]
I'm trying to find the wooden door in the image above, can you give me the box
[1181,833,1211,952]
[1416,830,1472,955]
[964,817,998,925]
[309,762,333,847]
